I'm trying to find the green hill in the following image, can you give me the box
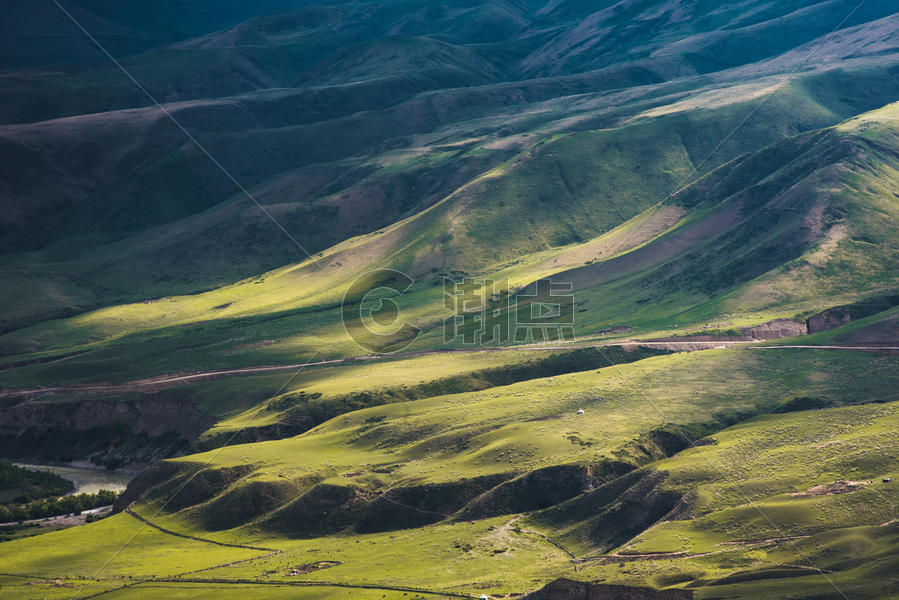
[1,102,896,368]
[1,2,898,599]
[2,347,897,599]
[1,3,898,334]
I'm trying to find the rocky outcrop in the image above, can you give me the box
[807,306,854,333]
[524,578,692,599]
[647,318,806,343]
[0,394,214,467]
[0,395,212,439]
[651,295,899,344]
[743,318,806,340]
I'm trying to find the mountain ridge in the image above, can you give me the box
[0,3,897,599]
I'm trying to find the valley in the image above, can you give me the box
[0,1,897,599]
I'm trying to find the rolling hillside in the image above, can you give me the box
[0,2,897,599]
[3,347,897,598]
[1,1,898,333]
[1,103,896,369]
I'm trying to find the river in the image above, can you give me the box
[14,463,135,495]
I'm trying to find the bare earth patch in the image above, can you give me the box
[287,561,341,576]
[791,480,870,497]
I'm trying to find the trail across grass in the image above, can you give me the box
[71,510,474,599]
[3,340,895,399]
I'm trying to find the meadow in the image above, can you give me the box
[1,347,896,599]
[2,3,899,598]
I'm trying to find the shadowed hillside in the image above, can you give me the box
[1,1,898,333]
[1,103,896,367]
[0,3,898,599]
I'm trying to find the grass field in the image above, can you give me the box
[1,348,896,599]
[2,4,899,599]
[2,100,897,397]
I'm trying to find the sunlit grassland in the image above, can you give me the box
[529,401,899,598]
[93,585,439,599]
[134,511,571,597]
[2,353,895,600]
[0,515,570,598]
[216,518,569,595]
[151,349,899,494]
[559,523,899,600]
[5,83,896,383]
[583,401,898,554]
[0,513,264,598]
[205,347,608,434]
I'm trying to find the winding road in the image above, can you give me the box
[1,341,895,400]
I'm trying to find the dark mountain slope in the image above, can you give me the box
[518,0,897,77]
[0,1,897,337]
[6,1,897,126]
[2,56,897,334]
[0,0,316,70]
[1,103,896,376]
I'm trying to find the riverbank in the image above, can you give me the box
[13,463,134,495]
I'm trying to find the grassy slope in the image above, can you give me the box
[1,348,896,599]
[129,348,897,506]
[200,346,667,439]
[544,102,899,340]
[1,99,896,384]
[1,4,898,334]
[528,400,899,599]
[1,5,898,598]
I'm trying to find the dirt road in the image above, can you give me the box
[1,342,896,400]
